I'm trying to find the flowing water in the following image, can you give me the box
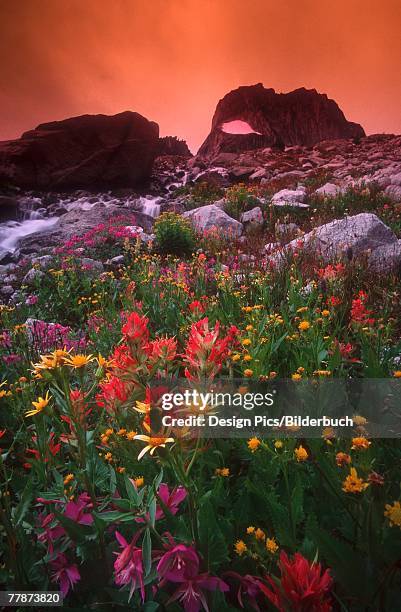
[138,196,161,218]
[0,215,59,255]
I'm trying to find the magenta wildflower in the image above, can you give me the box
[50,552,80,597]
[114,531,145,602]
[157,544,199,582]
[64,492,93,525]
[136,483,187,523]
[157,543,228,612]
[224,571,264,611]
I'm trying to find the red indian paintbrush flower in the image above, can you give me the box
[144,337,177,364]
[122,311,149,345]
[183,317,234,379]
[259,551,333,611]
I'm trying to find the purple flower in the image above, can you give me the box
[157,543,228,612]
[167,573,229,612]
[25,295,38,305]
[157,544,199,583]
[114,531,145,602]
[64,492,93,525]
[224,572,264,611]
[37,511,66,546]
[136,483,187,523]
[50,552,80,597]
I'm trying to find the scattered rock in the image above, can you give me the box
[271,213,401,272]
[1,285,14,296]
[240,207,263,226]
[385,185,401,201]
[271,188,309,208]
[183,204,243,237]
[22,268,45,284]
[314,182,341,198]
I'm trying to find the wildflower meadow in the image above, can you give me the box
[1,198,401,611]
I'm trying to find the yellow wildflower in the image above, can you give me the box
[134,434,174,460]
[234,540,247,556]
[247,437,261,452]
[342,468,368,493]
[351,437,370,450]
[266,538,278,554]
[25,391,51,417]
[246,526,255,534]
[254,528,265,541]
[294,445,308,462]
[63,474,74,485]
[244,369,253,378]
[298,321,310,331]
[384,501,401,527]
[64,354,94,369]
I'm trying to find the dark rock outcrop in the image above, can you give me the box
[0,195,19,221]
[0,111,159,189]
[198,84,365,157]
[157,136,191,157]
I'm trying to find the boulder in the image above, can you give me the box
[183,204,243,237]
[314,182,341,198]
[271,188,309,208]
[271,213,401,273]
[241,207,263,225]
[0,111,159,189]
[18,204,155,254]
[198,84,365,157]
[385,185,401,201]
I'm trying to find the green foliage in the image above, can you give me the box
[224,183,261,220]
[183,181,224,210]
[153,212,196,255]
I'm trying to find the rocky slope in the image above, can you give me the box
[1,88,401,299]
[198,84,365,157]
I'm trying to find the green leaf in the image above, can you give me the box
[124,473,140,506]
[306,516,372,600]
[94,510,136,523]
[142,528,152,577]
[198,500,228,571]
[14,479,34,526]
[143,603,159,612]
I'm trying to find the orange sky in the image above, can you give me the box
[1,0,400,152]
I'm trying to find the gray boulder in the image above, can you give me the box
[240,206,263,226]
[271,213,401,273]
[183,204,243,237]
[314,182,341,198]
[271,188,309,208]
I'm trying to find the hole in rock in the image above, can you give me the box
[221,120,262,135]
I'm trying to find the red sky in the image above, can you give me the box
[1,0,400,152]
